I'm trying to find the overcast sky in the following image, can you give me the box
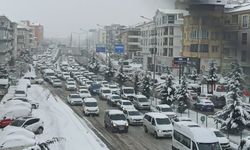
[0,0,174,38]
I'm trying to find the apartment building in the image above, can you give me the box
[0,16,17,65]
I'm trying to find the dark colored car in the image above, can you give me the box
[89,82,102,95]
[194,99,214,112]
[210,96,226,109]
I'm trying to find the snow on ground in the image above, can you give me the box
[28,85,109,150]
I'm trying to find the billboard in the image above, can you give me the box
[115,44,124,54]
[96,44,106,53]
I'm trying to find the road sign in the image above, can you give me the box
[200,116,206,124]
[173,57,187,65]
[96,44,106,53]
[115,44,124,54]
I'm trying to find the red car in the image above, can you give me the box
[0,118,13,128]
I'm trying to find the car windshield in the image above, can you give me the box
[214,131,225,138]
[85,102,97,107]
[110,85,118,89]
[112,96,120,99]
[68,82,75,85]
[156,118,171,125]
[128,111,140,116]
[103,90,111,93]
[197,142,221,150]
[162,108,173,112]
[15,91,25,94]
[123,88,134,94]
[71,95,80,98]
[80,90,89,93]
[138,98,148,102]
[123,102,132,105]
[11,120,25,127]
[110,114,126,120]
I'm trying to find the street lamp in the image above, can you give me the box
[140,15,157,106]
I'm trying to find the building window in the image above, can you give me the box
[242,33,247,45]
[168,15,175,24]
[163,38,168,45]
[164,27,168,35]
[241,50,247,62]
[190,44,198,52]
[169,38,173,46]
[190,30,198,39]
[200,44,209,52]
[201,29,209,39]
[232,15,238,24]
[242,15,249,28]
[223,48,230,57]
[169,48,173,57]
[163,48,168,56]
[212,46,218,53]
[169,26,174,35]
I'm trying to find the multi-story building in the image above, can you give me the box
[30,23,44,47]
[181,1,226,73]
[119,27,142,63]
[223,3,250,74]
[140,9,187,74]
[0,16,17,65]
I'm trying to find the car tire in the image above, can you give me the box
[104,123,108,129]
[37,127,44,134]
[143,125,148,133]
[127,120,130,125]
[31,104,36,109]
[154,131,158,139]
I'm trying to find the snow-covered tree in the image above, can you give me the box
[189,70,198,83]
[205,61,218,94]
[176,75,189,113]
[214,63,250,133]
[116,65,128,88]
[104,58,115,82]
[88,56,100,73]
[140,73,151,98]
[160,76,176,105]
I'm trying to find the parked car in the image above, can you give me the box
[67,94,83,106]
[194,99,215,112]
[10,117,44,134]
[143,112,173,138]
[133,95,150,110]
[117,100,135,110]
[209,128,230,150]
[107,94,122,107]
[79,89,91,99]
[154,104,177,120]
[82,98,99,116]
[173,116,192,123]
[123,108,143,125]
[104,110,129,133]
[4,97,39,109]
[99,87,112,100]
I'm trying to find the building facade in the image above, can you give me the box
[0,16,17,65]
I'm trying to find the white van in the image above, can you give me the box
[83,98,99,116]
[172,121,222,150]
[143,112,173,138]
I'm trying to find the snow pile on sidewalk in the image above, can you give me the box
[29,85,109,150]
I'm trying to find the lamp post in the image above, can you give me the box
[140,16,157,106]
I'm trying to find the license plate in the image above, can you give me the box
[119,126,124,130]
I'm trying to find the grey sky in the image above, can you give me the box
[0,0,174,38]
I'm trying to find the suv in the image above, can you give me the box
[133,95,150,110]
[119,87,135,101]
[67,94,83,105]
[155,104,177,120]
[143,112,173,138]
[82,98,99,116]
[117,100,135,110]
[99,87,112,100]
[10,117,44,134]
[104,110,129,133]
[107,94,122,107]
[65,81,77,91]
[123,108,143,126]
[79,89,91,99]
[194,99,214,112]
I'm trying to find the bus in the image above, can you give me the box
[172,121,222,150]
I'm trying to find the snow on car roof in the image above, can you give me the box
[0,79,9,85]
[107,109,123,115]
[84,98,97,102]
[145,112,168,119]
[135,95,147,98]
[157,104,171,108]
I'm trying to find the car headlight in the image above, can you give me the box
[157,130,163,133]
[113,123,117,127]
[125,122,129,126]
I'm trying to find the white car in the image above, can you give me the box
[118,100,135,110]
[62,72,70,80]
[109,84,120,94]
[65,81,77,91]
[0,105,32,120]
[107,94,122,106]
[123,108,143,125]
[79,89,91,99]
[155,104,177,120]
[120,87,135,101]
[10,117,44,134]
[210,128,230,150]
[133,95,150,110]
[67,94,83,105]
[82,98,99,116]
[52,78,62,87]
[4,97,39,109]
[99,87,112,100]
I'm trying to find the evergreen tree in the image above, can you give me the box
[160,76,176,105]
[214,63,250,133]
[88,56,100,73]
[116,65,127,88]
[189,70,198,83]
[176,75,189,113]
[205,61,218,94]
[141,73,151,98]
[104,58,115,82]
